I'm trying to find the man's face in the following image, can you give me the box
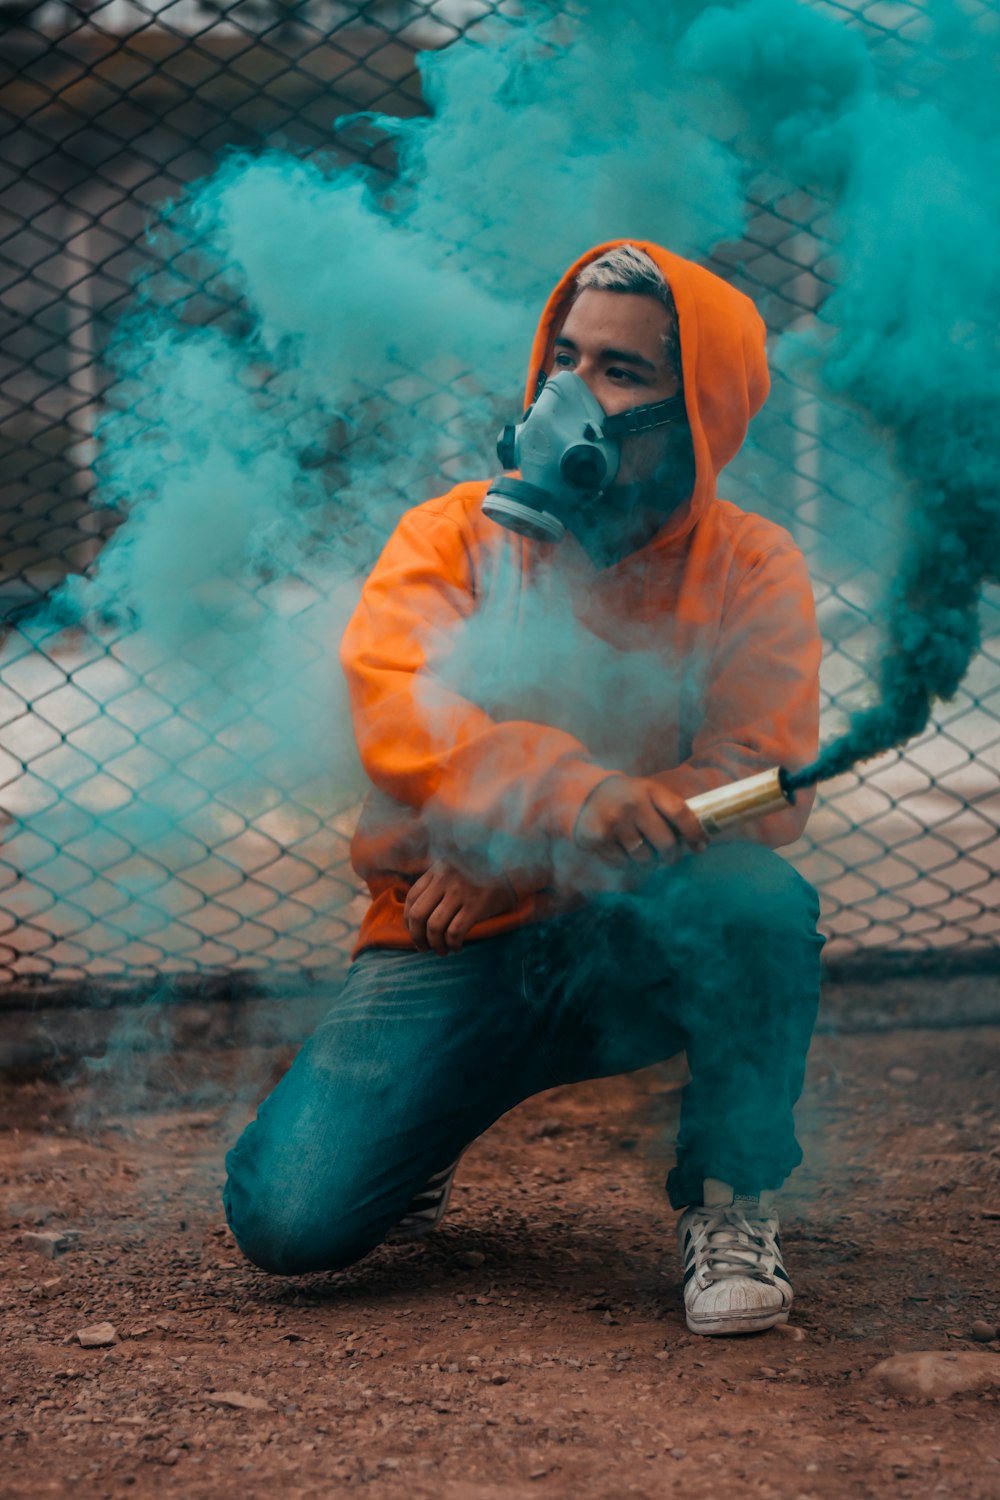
[550,289,683,489]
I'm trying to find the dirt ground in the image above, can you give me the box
[2,1021,999,1500]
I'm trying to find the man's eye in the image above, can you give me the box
[554,353,574,367]
[608,368,640,383]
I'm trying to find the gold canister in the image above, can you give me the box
[685,767,793,838]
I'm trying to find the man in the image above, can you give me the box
[224,241,824,1336]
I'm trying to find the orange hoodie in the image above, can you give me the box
[340,240,820,954]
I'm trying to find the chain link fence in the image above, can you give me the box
[1,0,998,997]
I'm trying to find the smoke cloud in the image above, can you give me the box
[7,0,996,1008]
[675,0,1000,788]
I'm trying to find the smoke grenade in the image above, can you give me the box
[685,767,796,837]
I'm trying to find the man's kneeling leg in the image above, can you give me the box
[223,943,550,1276]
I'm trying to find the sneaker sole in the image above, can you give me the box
[685,1307,790,1337]
[384,1158,460,1244]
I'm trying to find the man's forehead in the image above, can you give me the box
[559,289,673,352]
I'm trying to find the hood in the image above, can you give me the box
[524,239,770,545]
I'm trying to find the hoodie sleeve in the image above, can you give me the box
[651,541,821,848]
[339,501,615,864]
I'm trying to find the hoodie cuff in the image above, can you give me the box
[539,760,623,846]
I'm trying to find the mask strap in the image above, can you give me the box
[602,392,686,438]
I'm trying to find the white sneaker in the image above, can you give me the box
[384,1157,460,1243]
[678,1177,793,1336]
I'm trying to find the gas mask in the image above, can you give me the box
[483,370,687,543]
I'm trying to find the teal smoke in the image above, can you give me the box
[47,0,1000,824]
[676,0,1000,789]
[34,0,751,910]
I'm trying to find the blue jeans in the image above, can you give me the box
[224,843,823,1275]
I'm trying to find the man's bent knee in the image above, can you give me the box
[627,843,822,1009]
[224,1173,383,1275]
[664,842,819,943]
[223,1135,384,1276]
[230,1208,378,1277]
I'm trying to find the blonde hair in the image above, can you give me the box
[575,244,680,372]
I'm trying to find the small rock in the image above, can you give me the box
[76,1322,117,1349]
[971,1320,998,1342]
[23,1230,81,1259]
[887,1066,919,1086]
[528,1118,564,1140]
[981,1207,1000,1221]
[458,1250,486,1269]
[205,1391,270,1411]
[757,1365,779,1378]
[670,1449,687,1460]
[775,1322,807,1341]
[36,1278,64,1299]
[491,1373,509,1385]
[868,1351,1000,1400]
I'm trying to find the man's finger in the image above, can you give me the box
[445,905,475,953]
[405,879,445,928]
[405,904,432,951]
[651,791,708,853]
[407,914,430,951]
[405,875,450,949]
[630,804,677,859]
[403,868,436,921]
[425,894,464,956]
[616,827,658,865]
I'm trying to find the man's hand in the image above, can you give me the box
[404,861,517,956]
[574,774,708,868]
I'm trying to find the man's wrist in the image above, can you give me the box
[571,771,628,848]
[533,758,621,844]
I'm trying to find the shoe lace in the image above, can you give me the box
[696,1206,776,1285]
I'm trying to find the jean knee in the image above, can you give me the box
[223,1136,378,1276]
[224,1181,378,1277]
[689,843,818,941]
[739,848,818,938]
[639,845,821,1000]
